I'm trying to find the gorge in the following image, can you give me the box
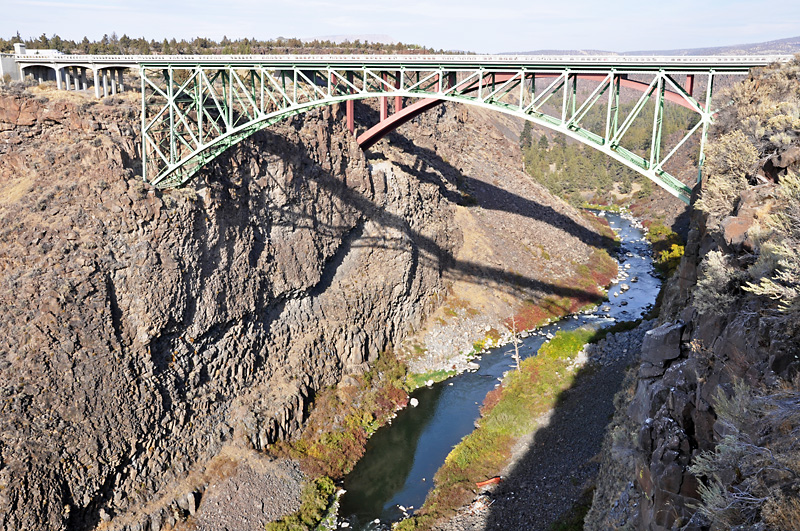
[0,81,615,531]
[2,53,800,531]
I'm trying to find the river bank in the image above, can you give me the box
[430,321,655,531]
[329,210,660,530]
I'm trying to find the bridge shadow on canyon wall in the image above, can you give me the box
[355,101,618,251]
[355,100,693,244]
[201,102,620,308]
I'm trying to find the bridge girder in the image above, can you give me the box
[139,60,754,204]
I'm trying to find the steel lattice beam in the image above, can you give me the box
[138,56,780,203]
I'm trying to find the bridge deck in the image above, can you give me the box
[15,53,789,72]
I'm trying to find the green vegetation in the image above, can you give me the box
[1,32,452,56]
[398,328,597,530]
[265,476,337,531]
[405,369,458,391]
[272,351,408,479]
[644,221,685,276]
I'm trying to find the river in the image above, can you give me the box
[336,211,662,530]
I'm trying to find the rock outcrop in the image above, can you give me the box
[0,88,457,531]
[587,174,800,531]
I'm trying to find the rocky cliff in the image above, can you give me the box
[0,86,459,530]
[587,58,800,530]
[0,83,613,531]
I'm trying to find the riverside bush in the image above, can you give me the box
[273,351,408,478]
[644,222,684,276]
[265,476,336,531]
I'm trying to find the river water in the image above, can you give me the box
[337,211,662,530]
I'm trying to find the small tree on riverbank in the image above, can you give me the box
[507,316,522,371]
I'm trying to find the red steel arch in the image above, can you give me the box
[357,73,697,149]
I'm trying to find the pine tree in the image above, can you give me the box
[519,121,533,149]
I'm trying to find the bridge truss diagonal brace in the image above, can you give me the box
[140,61,737,203]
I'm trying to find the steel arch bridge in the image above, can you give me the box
[136,55,781,203]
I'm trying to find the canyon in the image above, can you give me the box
[0,83,612,531]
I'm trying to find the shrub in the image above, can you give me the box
[645,222,684,277]
[277,351,409,478]
[713,57,800,154]
[695,130,758,226]
[656,244,684,276]
[693,250,745,316]
[689,380,800,530]
[745,172,800,320]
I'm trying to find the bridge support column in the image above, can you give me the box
[347,101,354,133]
[102,70,109,97]
[80,68,87,91]
[380,72,388,121]
[395,71,402,113]
[73,68,79,91]
[110,69,117,95]
[117,69,124,92]
[346,71,355,134]
[380,95,388,121]
[55,67,63,91]
[686,74,694,97]
[93,69,100,98]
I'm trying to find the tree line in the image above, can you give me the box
[0,32,459,56]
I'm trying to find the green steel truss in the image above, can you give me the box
[140,58,752,203]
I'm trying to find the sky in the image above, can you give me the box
[3,0,799,53]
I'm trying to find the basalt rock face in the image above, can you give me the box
[587,184,799,530]
[0,89,457,531]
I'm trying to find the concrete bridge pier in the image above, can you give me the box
[55,67,62,90]
[29,66,47,84]
[80,68,87,91]
[93,68,100,98]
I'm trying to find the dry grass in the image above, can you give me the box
[27,82,140,104]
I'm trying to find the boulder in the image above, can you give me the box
[640,321,684,369]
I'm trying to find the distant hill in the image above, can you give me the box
[625,35,800,55]
[508,35,800,56]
